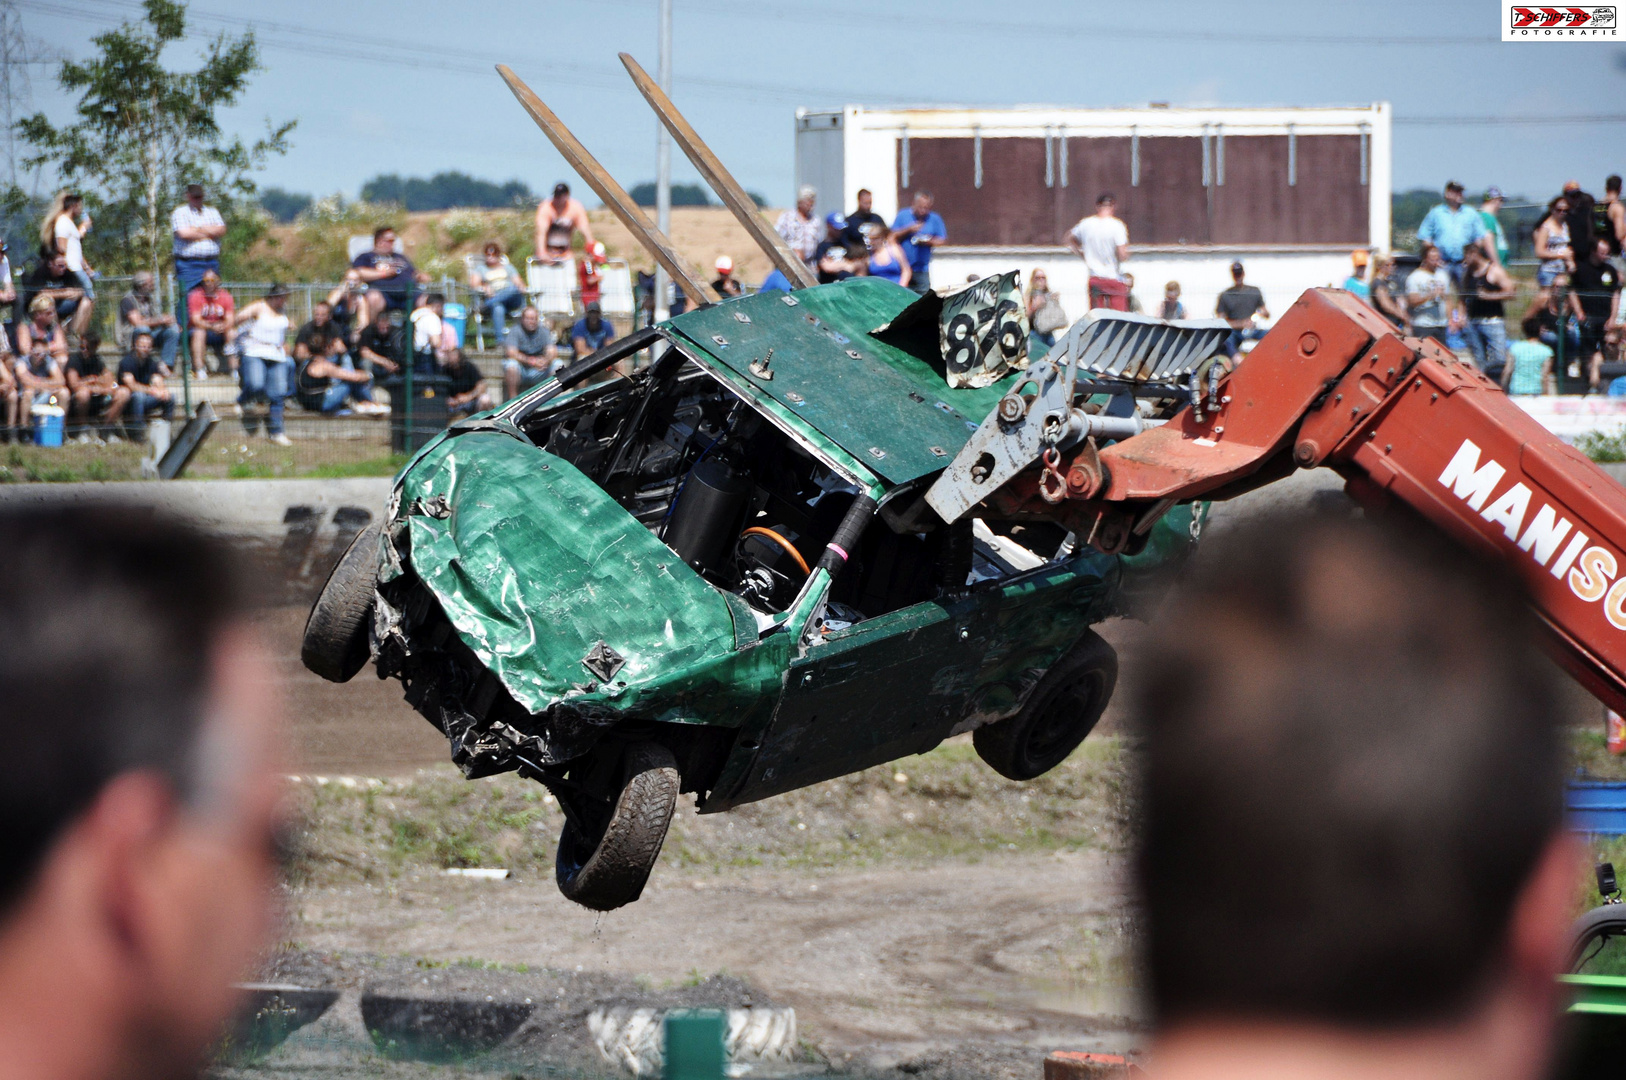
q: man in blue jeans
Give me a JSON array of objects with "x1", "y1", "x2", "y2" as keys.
[
  {"x1": 115, "y1": 330, "x2": 174, "y2": 439},
  {"x1": 170, "y1": 184, "x2": 225, "y2": 326}
]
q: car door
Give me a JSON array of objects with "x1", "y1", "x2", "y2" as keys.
[{"x1": 722, "y1": 593, "x2": 983, "y2": 805}]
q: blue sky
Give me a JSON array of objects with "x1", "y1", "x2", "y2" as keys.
[{"x1": 16, "y1": 0, "x2": 1626, "y2": 207}]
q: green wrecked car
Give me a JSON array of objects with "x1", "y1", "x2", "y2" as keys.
[{"x1": 302, "y1": 277, "x2": 1203, "y2": 910}]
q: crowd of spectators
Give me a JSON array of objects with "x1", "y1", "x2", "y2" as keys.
[
  {"x1": 15, "y1": 169, "x2": 1626, "y2": 443},
  {"x1": 1372, "y1": 178, "x2": 1626, "y2": 395},
  {"x1": 770, "y1": 186, "x2": 945, "y2": 296}
]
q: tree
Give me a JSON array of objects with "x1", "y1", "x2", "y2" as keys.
[
  {"x1": 628, "y1": 181, "x2": 712, "y2": 208},
  {"x1": 259, "y1": 186, "x2": 312, "y2": 223},
  {"x1": 360, "y1": 171, "x2": 535, "y2": 212},
  {"x1": 11, "y1": 0, "x2": 293, "y2": 277}
]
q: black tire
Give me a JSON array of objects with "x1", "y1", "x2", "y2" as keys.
[
  {"x1": 301, "y1": 523, "x2": 381, "y2": 683},
  {"x1": 1569, "y1": 903, "x2": 1626, "y2": 972},
  {"x1": 973, "y1": 630, "x2": 1118, "y2": 781},
  {"x1": 555, "y1": 742, "x2": 680, "y2": 911}
]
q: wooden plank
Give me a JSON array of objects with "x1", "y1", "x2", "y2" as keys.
[
  {"x1": 619, "y1": 52, "x2": 817, "y2": 290},
  {"x1": 495, "y1": 64, "x2": 718, "y2": 305}
]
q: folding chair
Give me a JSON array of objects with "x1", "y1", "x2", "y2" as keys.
[
  {"x1": 462, "y1": 253, "x2": 487, "y2": 351},
  {"x1": 526, "y1": 258, "x2": 577, "y2": 321},
  {"x1": 598, "y1": 260, "x2": 636, "y2": 335}
]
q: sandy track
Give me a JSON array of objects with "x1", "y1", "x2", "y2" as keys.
[{"x1": 287, "y1": 848, "x2": 1141, "y2": 1067}]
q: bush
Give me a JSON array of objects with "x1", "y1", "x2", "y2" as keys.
[{"x1": 1578, "y1": 427, "x2": 1626, "y2": 463}]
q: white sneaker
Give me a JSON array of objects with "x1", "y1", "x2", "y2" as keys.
[{"x1": 268, "y1": 432, "x2": 293, "y2": 447}]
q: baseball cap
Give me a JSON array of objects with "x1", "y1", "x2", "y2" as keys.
[
  {"x1": 1230, "y1": 260, "x2": 1245, "y2": 273},
  {"x1": 1351, "y1": 250, "x2": 1369, "y2": 266},
  {"x1": 553, "y1": 182, "x2": 570, "y2": 197},
  {"x1": 585, "y1": 300, "x2": 602, "y2": 314},
  {"x1": 715, "y1": 255, "x2": 734, "y2": 273},
  {"x1": 590, "y1": 241, "x2": 606, "y2": 259},
  {"x1": 1484, "y1": 186, "x2": 1504, "y2": 200},
  {"x1": 825, "y1": 211, "x2": 847, "y2": 230}
]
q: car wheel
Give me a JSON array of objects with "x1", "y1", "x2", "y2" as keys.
[
  {"x1": 301, "y1": 523, "x2": 381, "y2": 683},
  {"x1": 1569, "y1": 903, "x2": 1626, "y2": 972},
  {"x1": 555, "y1": 742, "x2": 680, "y2": 911},
  {"x1": 973, "y1": 630, "x2": 1117, "y2": 781}
]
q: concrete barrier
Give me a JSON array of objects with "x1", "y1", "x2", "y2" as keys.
[{"x1": 0, "y1": 478, "x2": 394, "y2": 607}]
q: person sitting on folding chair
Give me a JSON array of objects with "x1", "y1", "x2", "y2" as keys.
[{"x1": 468, "y1": 242, "x2": 524, "y2": 341}]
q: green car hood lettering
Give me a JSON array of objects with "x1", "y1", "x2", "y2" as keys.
[{"x1": 400, "y1": 431, "x2": 740, "y2": 714}]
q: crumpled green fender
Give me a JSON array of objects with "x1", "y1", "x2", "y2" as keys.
[{"x1": 398, "y1": 431, "x2": 742, "y2": 715}]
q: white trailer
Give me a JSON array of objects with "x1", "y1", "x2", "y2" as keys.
[{"x1": 793, "y1": 103, "x2": 1392, "y2": 323}]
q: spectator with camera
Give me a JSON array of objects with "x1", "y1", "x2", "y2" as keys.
[{"x1": 891, "y1": 191, "x2": 947, "y2": 295}]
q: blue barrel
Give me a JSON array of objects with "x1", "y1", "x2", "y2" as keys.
[
  {"x1": 1568, "y1": 782, "x2": 1626, "y2": 834},
  {"x1": 441, "y1": 302, "x2": 467, "y2": 348}
]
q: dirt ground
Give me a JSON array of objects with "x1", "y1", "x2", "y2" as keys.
[{"x1": 259, "y1": 581, "x2": 1149, "y2": 1077}]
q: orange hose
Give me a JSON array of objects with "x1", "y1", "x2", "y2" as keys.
[{"x1": 740, "y1": 526, "x2": 811, "y2": 576}]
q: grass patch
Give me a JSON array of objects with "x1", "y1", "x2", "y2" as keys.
[
  {"x1": 286, "y1": 735, "x2": 1133, "y2": 888},
  {"x1": 1578, "y1": 427, "x2": 1626, "y2": 464}
]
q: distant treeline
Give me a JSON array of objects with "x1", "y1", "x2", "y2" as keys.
[{"x1": 256, "y1": 174, "x2": 767, "y2": 223}]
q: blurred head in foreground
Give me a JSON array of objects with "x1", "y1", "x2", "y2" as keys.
[
  {"x1": 1135, "y1": 514, "x2": 1574, "y2": 1080},
  {"x1": 0, "y1": 505, "x2": 282, "y2": 1079}
]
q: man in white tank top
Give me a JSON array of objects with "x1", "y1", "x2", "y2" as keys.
[{"x1": 231, "y1": 284, "x2": 294, "y2": 446}]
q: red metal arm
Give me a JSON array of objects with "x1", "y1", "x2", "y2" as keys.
[{"x1": 987, "y1": 288, "x2": 1626, "y2": 714}]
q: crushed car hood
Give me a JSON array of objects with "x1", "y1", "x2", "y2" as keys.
[{"x1": 398, "y1": 431, "x2": 740, "y2": 714}]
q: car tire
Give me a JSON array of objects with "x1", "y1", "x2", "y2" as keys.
[
  {"x1": 301, "y1": 523, "x2": 381, "y2": 684},
  {"x1": 1569, "y1": 903, "x2": 1626, "y2": 972},
  {"x1": 555, "y1": 742, "x2": 680, "y2": 911},
  {"x1": 973, "y1": 629, "x2": 1118, "y2": 781}
]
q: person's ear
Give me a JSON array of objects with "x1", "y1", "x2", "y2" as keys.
[
  {"x1": 1506, "y1": 831, "x2": 1585, "y2": 994},
  {"x1": 80, "y1": 773, "x2": 178, "y2": 962}
]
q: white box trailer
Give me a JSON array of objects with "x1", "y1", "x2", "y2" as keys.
[{"x1": 794, "y1": 103, "x2": 1392, "y2": 321}]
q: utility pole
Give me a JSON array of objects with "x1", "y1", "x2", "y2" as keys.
[
  {"x1": 0, "y1": 0, "x2": 57, "y2": 193},
  {"x1": 653, "y1": 0, "x2": 672, "y2": 322}
]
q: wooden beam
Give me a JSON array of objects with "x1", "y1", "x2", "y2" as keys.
[
  {"x1": 495, "y1": 64, "x2": 719, "y2": 307},
  {"x1": 619, "y1": 52, "x2": 819, "y2": 291}
]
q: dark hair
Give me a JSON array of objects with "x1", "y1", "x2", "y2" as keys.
[
  {"x1": 1134, "y1": 514, "x2": 1564, "y2": 1030},
  {"x1": 1548, "y1": 196, "x2": 1569, "y2": 218},
  {"x1": 1610, "y1": 175, "x2": 1623, "y2": 195},
  {"x1": 425, "y1": 291, "x2": 445, "y2": 307},
  {"x1": 1444, "y1": 180, "x2": 1465, "y2": 193},
  {"x1": 1522, "y1": 315, "x2": 1542, "y2": 338},
  {"x1": 553, "y1": 182, "x2": 570, "y2": 197},
  {"x1": 372, "y1": 225, "x2": 395, "y2": 242},
  {"x1": 0, "y1": 506, "x2": 244, "y2": 915},
  {"x1": 856, "y1": 187, "x2": 872, "y2": 198},
  {"x1": 1097, "y1": 192, "x2": 1116, "y2": 206}
]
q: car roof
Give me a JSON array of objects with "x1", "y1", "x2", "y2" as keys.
[{"x1": 664, "y1": 278, "x2": 1013, "y2": 487}]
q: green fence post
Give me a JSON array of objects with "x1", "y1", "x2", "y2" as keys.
[{"x1": 402, "y1": 304, "x2": 414, "y2": 453}]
